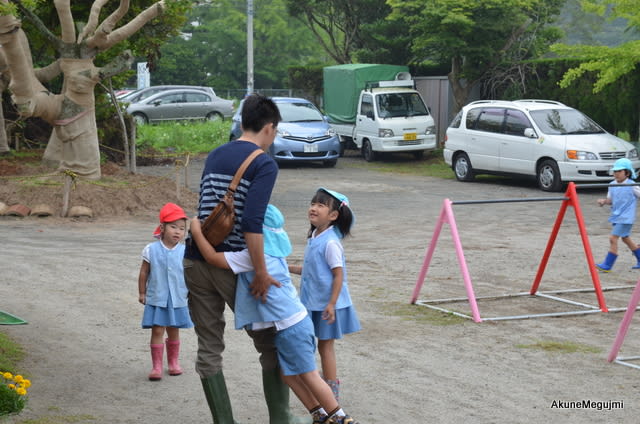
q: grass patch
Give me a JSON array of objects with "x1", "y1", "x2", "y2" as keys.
[
  {"x1": 136, "y1": 120, "x2": 232, "y2": 155},
  {"x1": 16, "y1": 414, "x2": 97, "y2": 423},
  {"x1": 383, "y1": 301, "x2": 467, "y2": 325},
  {"x1": 515, "y1": 340, "x2": 602, "y2": 354},
  {"x1": 347, "y1": 149, "x2": 454, "y2": 179},
  {"x1": 0, "y1": 332, "x2": 25, "y2": 374}
]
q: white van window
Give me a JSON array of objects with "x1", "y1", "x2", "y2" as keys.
[
  {"x1": 504, "y1": 109, "x2": 531, "y2": 136},
  {"x1": 475, "y1": 108, "x2": 505, "y2": 133},
  {"x1": 529, "y1": 109, "x2": 605, "y2": 135}
]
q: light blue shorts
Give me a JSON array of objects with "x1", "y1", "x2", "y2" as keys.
[
  {"x1": 274, "y1": 316, "x2": 317, "y2": 376},
  {"x1": 612, "y1": 223, "x2": 633, "y2": 238}
]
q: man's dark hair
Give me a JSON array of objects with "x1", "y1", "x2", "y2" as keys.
[{"x1": 241, "y1": 94, "x2": 281, "y2": 134}]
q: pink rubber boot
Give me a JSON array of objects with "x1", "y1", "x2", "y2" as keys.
[
  {"x1": 149, "y1": 343, "x2": 164, "y2": 381},
  {"x1": 165, "y1": 338, "x2": 183, "y2": 376}
]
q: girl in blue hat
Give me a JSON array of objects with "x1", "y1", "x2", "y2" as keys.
[
  {"x1": 289, "y1": 188, "x2": 361, "y2": 404},
  {"x1": 189, "y1": 205, "x2": 360, "y2": 424},
  {"x1": 596, "y1": 158, "x2": 640, "y2": 271}
]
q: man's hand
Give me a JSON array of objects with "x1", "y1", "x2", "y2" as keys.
[{"x1": 249, "y1": 270, "x2": 281, "y2": 303}]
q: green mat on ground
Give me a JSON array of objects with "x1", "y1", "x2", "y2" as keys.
[{"x1": 0, "y1": 310, "x2": 28, "y2": 325}]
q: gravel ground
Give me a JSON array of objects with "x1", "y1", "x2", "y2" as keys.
[{"x1": 2, "y1": 151, "x2": 640, "y2": 423}]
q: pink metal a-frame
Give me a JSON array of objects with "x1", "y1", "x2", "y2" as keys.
[
  {"x1": 410, "y1": 182, "x2": 611, "y2": 322},
  {"x1": 608, "y1": 279, "x2": 640, "y2": 369}
]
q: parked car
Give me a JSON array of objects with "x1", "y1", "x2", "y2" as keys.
[
  {"x1": 229, "y1": 97, "x2": 340, "y2": 167},
  {"x1": 443, "y1": 99, "x2": 640, "y2": 191},
  {"x1": 119, "y1": 85, "x2": 218, "y2": 104},
  {"x1": 126, "y1": 88, "x2": 235, "y2": 124}
]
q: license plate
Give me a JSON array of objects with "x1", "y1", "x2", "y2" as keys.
[
  {"x1": 403, "y1": 132, "x2": 417, "y2": 141},
  {"x1": 304, "y1": 144, "x2": 318, "y2": 153}
]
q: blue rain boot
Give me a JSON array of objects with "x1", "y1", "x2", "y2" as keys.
[
  {"x1": 596, "y1": 252, "x2": 618, "y2": 272},
  {"x1": 633, "y1": 249, "x2": 640, "y2": 269}
]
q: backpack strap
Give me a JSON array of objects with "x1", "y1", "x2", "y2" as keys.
[{"x1": 228, "y1": 149, "x2": 264, "y2": 192}]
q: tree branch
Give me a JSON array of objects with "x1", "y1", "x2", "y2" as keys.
[
  {"x1": 12, "y1": 0, "x2": 62, "y2": 50},
  {"x1": 77, "y1": 0, "x2": 109, "y2": 43},
  {"x1": 86, "y1": 0, "x2": 164, "y2": 50},
  {"x1": 98, "y1": 50, "x2": 134, "y2": 79},
  {"x1": 89, "y1": 0, "x2": 130, "y2": 44},
  {"x1": 54, "y1": 0, "x2": 75, "y2": 43}
]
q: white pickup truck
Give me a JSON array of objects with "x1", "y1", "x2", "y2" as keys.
[{"x1": 324, "y1": 64, "x2": 437, "y2": 161}]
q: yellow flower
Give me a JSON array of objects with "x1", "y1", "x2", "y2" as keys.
[
  {"x1": 21, "y1": 379, "x2": 31, "y2": 388},
  {"x1": 7, "y1": 384, "x2": 15, "y2": 390},
  {"x1": 16, "y1": 388, "x2": 26, "y2": 396},
  {"x1": 2, "y1": 372, "x2": 12, "y2": 379},
  {"x1": 13, "y1": 375, "x2": 23, "y2": 383}
]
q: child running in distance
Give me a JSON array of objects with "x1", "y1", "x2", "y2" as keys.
[
  {"x1": 596, "y1": 158, "x2": 640, "y2": 271},
  {"x1": 190, "y1": 204, "x2": 359, "y2": 424},
  {"x1": 138, "y1": 203, "x2": 193, "y2": 381},
  {"x1": 289, "y1": 188, "x2": 361, "y2": 403}
]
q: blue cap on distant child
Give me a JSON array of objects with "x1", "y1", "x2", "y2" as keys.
[
  {"x1": 612, "y1": 158, "x2": 637, "y2": 179},
  {"x1": 154, "y1": 202, "x2": 187, "y2": 238},
  {"x1": 263, "y1": 204, "x2": 292, "y2": 258},
  {"x1": 318, "y1": 187, "x2": 356, "y2": 234}
]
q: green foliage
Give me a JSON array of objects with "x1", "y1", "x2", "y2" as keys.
[
  {"x1": 492, "y1": 58, "x2": 640, "y2": 140},
  {"x1": 0, "y1": 332, "x2": 25, "y2": 373},
  {"x1": 551, "y1": 0, "x2": 640, "y2": 93},
  {"x1": 152, "y1": 0, "x2": 321, "y2": 89},
  {"x1": 284, "y1": 0, "x2": 395, "y2": 64},
  {"x1": 136, "y1": 120, "x2": 232, "y2": 155},
  {"x1": 287, "y1": 65, "x2": 324, "y2": 104},
  {"x1": 388, "y1": 0, "x2": 565, "y2": 109}
]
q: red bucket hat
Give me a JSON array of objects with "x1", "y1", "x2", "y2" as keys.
[{"x1": 154, "y1": 203, "x2": 187, "y2": 238}]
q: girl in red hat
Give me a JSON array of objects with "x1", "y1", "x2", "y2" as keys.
[{"x1": 138, "y1": 203, "x2": 193, "y2": 380}]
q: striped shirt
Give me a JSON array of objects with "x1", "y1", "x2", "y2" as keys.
[{"x1": 185, "y1": 140, "x2": 278, "y2": 260}]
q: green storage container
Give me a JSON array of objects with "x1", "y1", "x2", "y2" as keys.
[{"x1": 323, "y1": 64, "x2": 409, "y2": 124}]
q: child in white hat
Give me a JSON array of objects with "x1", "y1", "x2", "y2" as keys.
[{"x1": 190, "y1": 204, "x2": 359, "y2": 424}]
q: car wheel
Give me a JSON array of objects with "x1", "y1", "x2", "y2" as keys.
[
  {"x1": 537, "y1": 159, "x2": 563, "y2": 192},
  {"x1": 206, "y1": 112, "x2": 223, "y2": 122},
  {"x1": 339, "y1": 140, "x2": 345, "y2": 157},
  {"x1": 132, "y1": 113, "x2": 148, "y2": 125},
  {"x1": 362, "y1": 140, "x2": 377, "y2": 162},
  {"x1": 453, "y1": 153, "x2": 475, "y2": 181},
  {"x1": 323, "y1": 159, "x2": 337, "y2": 168}
]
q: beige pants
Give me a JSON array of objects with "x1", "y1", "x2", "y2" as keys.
[{"x1": 184, "y1": 257, "x2": 278, "y2": 378}]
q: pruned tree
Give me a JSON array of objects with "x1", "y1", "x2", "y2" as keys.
[{"x1": 0, "y1": 0, "x2": 189, "y2": 179}]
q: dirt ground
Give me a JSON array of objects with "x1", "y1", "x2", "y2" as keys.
[{"x1": 2, "y1": 151, "x2": 640, "y2": 423}]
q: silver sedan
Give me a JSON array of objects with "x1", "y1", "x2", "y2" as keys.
[{"x1": 126, "y1": 88, "x2": 235, "y2": 124}]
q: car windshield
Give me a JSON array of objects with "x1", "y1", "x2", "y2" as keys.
[
  {"x1": 529, "y1": 109, "x2": 605, "y2": 135},
  {"x1": 278, "y1": 102, "x2": 323, "y2": 122},
  {"x1": 377, "y1": 93, "x2": 429, "y2": 118}
]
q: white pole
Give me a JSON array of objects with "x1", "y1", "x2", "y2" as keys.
[{"x1": 247, "y1": 0, "x2": 254, "y2": 95}]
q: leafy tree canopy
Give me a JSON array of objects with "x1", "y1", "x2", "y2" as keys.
[
  {"x1": 152, "y1": 0, "x2": 323, "y2": 90},
  {"x1": 388, "y1": 0, "x2": 564, "y2": 110},
  {"x1": 551, "y1": 0, "x2": 640, "y2": 92}
]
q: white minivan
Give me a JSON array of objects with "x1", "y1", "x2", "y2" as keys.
[{"x1": 443, "y1": 99, "x2": 640, "y2": 191}]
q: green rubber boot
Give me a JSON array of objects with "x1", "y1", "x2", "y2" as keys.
[
  {"x1": 201, "y1": 371, "x2": 240, "y2": 424},
  {"x1": 262, "y1": 368, "x2": 311, "y2": 424}
]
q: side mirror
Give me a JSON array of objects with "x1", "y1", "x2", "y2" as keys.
[
  {"x1": 524, "y1": 128, "x2": 537, "y2": 138},
  {"x1": 366, "y1": 110, "x2": 374, "y2": 120}
]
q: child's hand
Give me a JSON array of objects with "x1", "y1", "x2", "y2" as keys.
[
  {"x1": 597, "y1": 198, "x2": 607, "y2": 207},
  {"x1": 138, "y1": 293, "x2": 145, "y2": 305},
  {"x1": 322, "y1": 304, "x2": 336, "y2": 324}
]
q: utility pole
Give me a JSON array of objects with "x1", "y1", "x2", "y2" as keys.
[{"x1": 247, "y1": 0, "x2": 254, "y2": 95}]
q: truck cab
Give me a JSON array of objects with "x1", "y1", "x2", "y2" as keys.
[{"x1": 353, "y1": 80, "x2": 436, "y2": 160}]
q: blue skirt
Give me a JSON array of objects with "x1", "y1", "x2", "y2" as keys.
[
  {"x1": 309, "y1": 306, "x2": 361, "y2": 340},
  {"x1": 142, "y1": 295, "x2": 194, "y2": 329}
]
